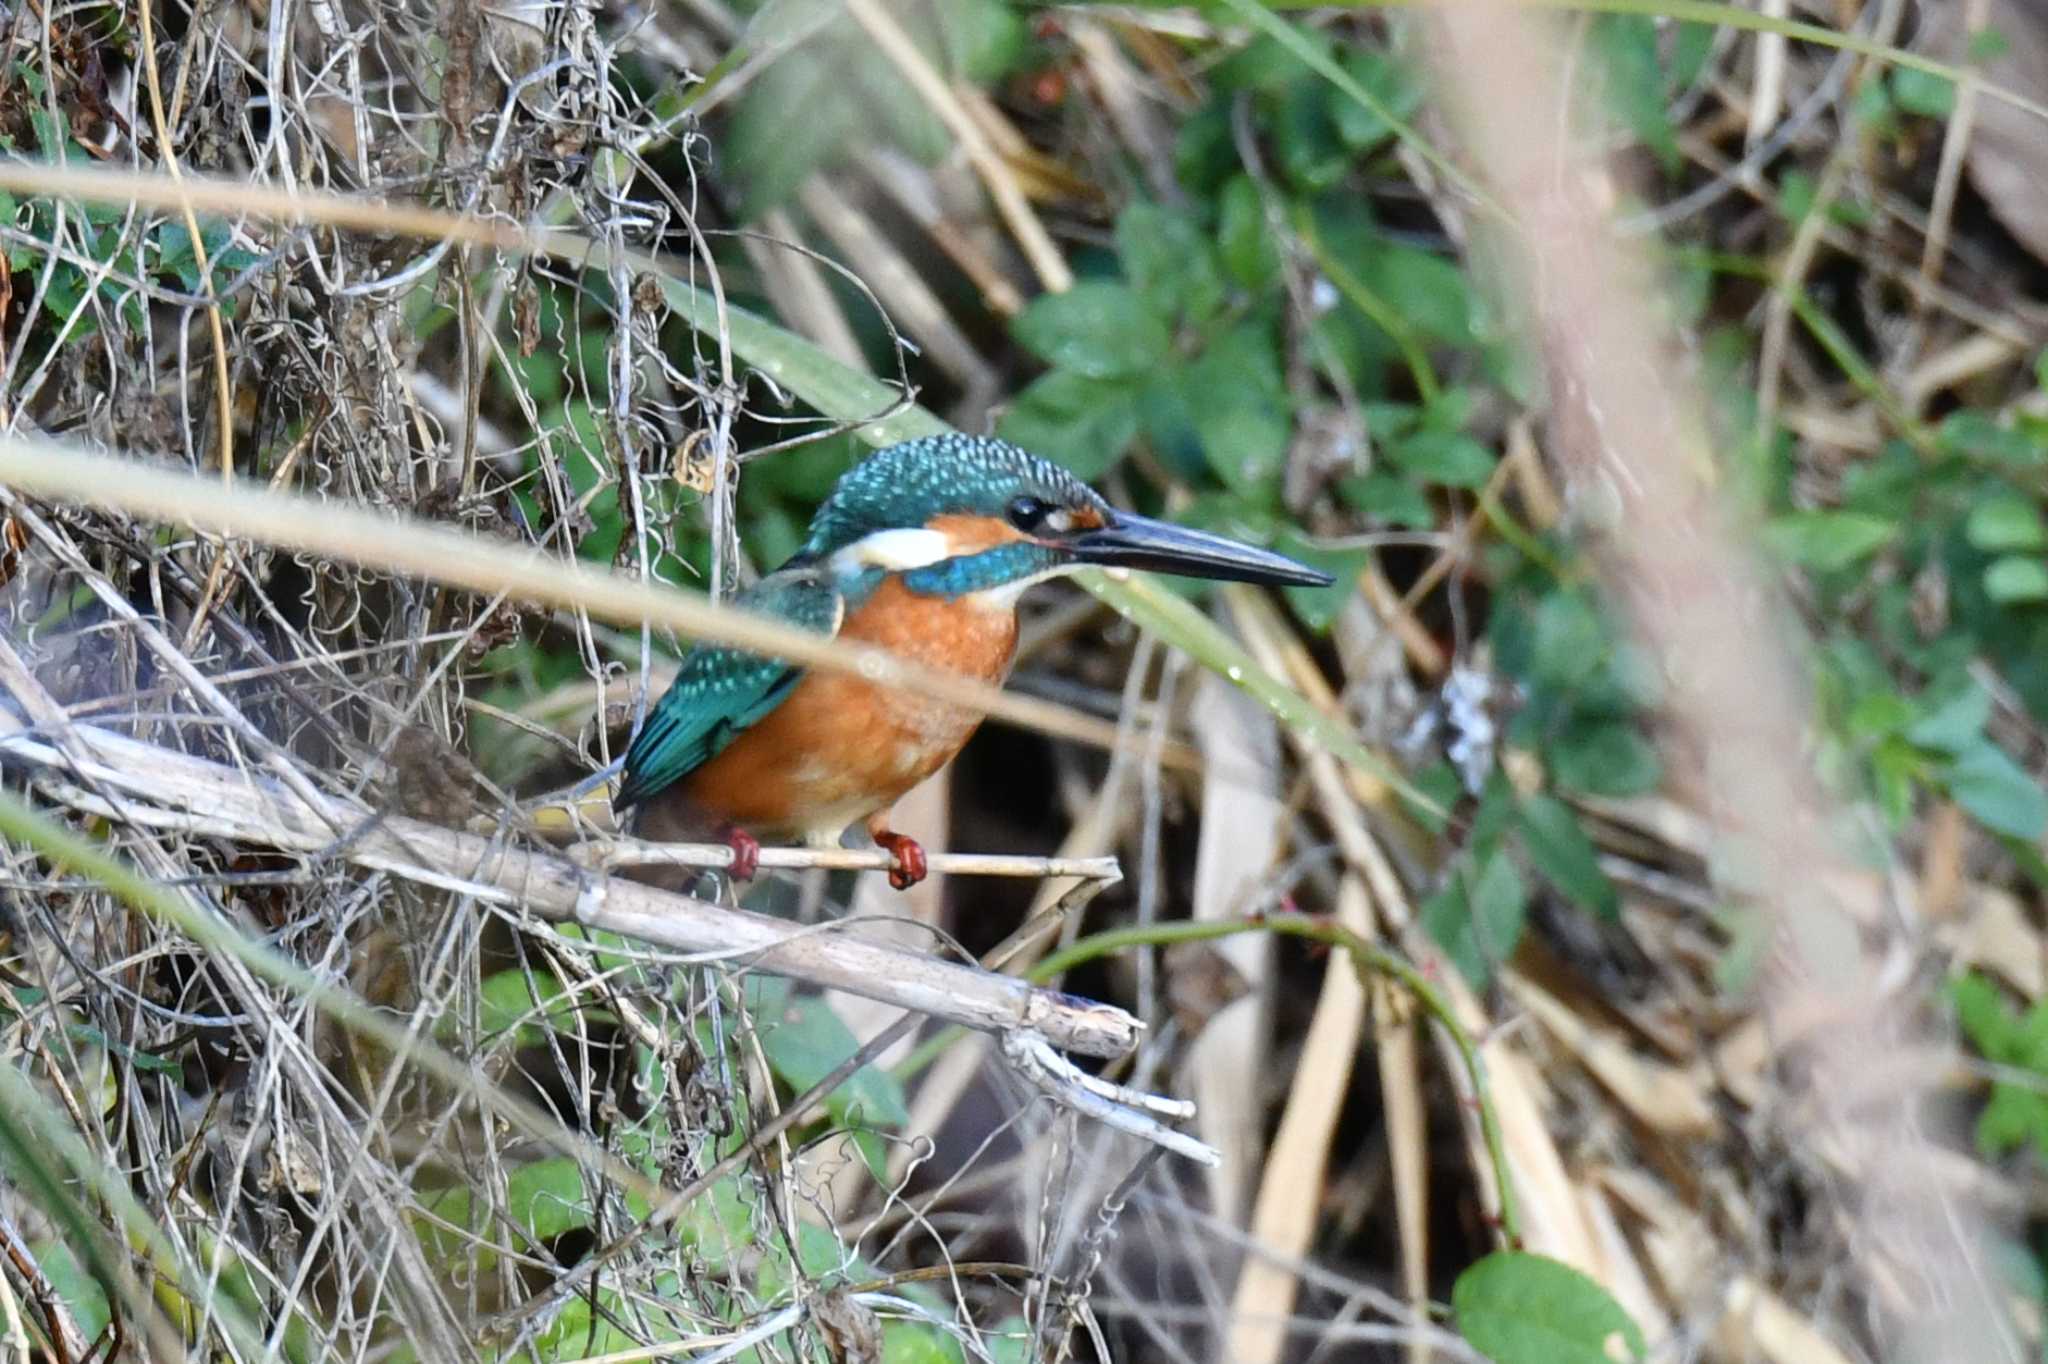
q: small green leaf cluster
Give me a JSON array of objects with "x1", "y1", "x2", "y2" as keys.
[
  {"x1": 996, "y1": 31, "x2": 1496, "y2": 613},
  {"x1": 1776, "y1": 407, "x2": 2048, "y2": 848},
  {"x1": 1491, "y1": 576, "x2": 1665, "y2": 800},
  {"x1": 2, "y1": 62, "x2": 261, "y2": 355},
  {"x1": 1400, "y1": 561, "x2": 1651, "y2": 983},
  {"x1": 1587, "y1": 16, "x2": 1714, "y2": 173},
  {"x1": 1952, "y1": 971, "x2": 2048, "y2": 1167},
  {"x1": 411, "y1": 946, "x2": 954, "y2": 1364},
  {"x1": 1413, "y1": 773, "x2": 1621, "y2": 989}
]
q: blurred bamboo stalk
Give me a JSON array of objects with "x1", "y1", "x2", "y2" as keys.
[{"x1": 1425, "y1": 2, "x2": 2020, "y2": 1357}]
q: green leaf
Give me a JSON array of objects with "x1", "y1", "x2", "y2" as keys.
[
  {"x1": 995, "y1": 370, "x2": 1140, "y2": 479},
  {"x1": 1517, "y1": 793, "x2": 1619, "y2": 919},
  {"x1": 1550, "y1": 720, "x2": 1661, "y2": 797},
  {"x1": 1892, "y1": 67, "x2": 1957, "y2": 118},
  {"x1": 1976, "y1": 1085, "x2": 2048, "y2": 1159},
  {"x1": 1217, "y1": 176, "x2": 1281, "y2": 289},
  {"x1": 1966, "y1": 495, "x2": 2048, "y2": 552},
  {"x1": 1116, "y1": 202, "x2": 1225, "y2": 326},
  {"x1": 34, "y1": 1241, "x2": 111, "y2": 1344},
  {"x1": 500, "y1": 1288, "x2": 659, "y2": 1364},
  {"x1": 1330, "y1": 48, "x2": 1421, "y2": 152},
  {"x1": 1212, "y1": 33, "x2": 1324, "y2": 94},
  {"x1": 1972, "y1": 27, "x2": 2014, "y2": 62},
  {"x1": 1946, "y1": 741, "x2": 2048, "y2": 842},
  {"x1": 672, "y1": 1176, "x2": 763, "y2": 1273},
  {"x1": 1011, "y1": 282, "x2": 1170, "y2": 380},
  {"x1": 1952, "y1": 971, "x2": 2022, "y2": 1059},
  {"x1": 883, "y1": 1322, "x2": 969, "y2": 1364},
  {"x1": 985, "y1": 1317, "x2": 1034, "y2": 1364},
  {"x1": 506, "y1": 1157, "x2": 595, "y2": 1244},
  {"x1": 1184, "y1": 323, "x2": 1290, "y2": 493},
  {"x1": 1593, "y1": 16, "x2": 1678, "y2": 170},
  {"x1": 421, "y1": 1157, "x2": 595, "y2": 1274},
  {"x1": 1845, "y1": 689, "x2": 1913, "y2": 741},
  {"x1": 934, "y1": 0, "x2": 1025, "y2": 81},
  {"x1": 1869, "y1": 737, "x2": 1923, "y2": 826},
  {"x1": 1940, "y1": 411, "x2": 2045, "y2": 465},
  {"x1": 1359, "y1": 243, "x2": 1475, "y2": 348},
  {"x1": 1172, "y1": 104, "x2": 1238, "y2": 197},
  {"x1": 1387, "y1": 428, "x2": 1495, "y2": 489},
  {"x1": 1422, "y1": 850, "x2": 1528, "y2": 987},
  {"x1": 1338, "y1": 472, "x2": 1434, "y2": 529},
  {"x1": 1761, "y1": 510, "x2": 1896, "y2": 571},
  {"x1": 1984, "y1": 555, "x2": 2048, "y2": 603},
  {"x1": 1905, "y1": 685, "x2": 1991, "y2": 755},
  {"x1": 64, "y1": 1024, "x2": 181, "y2": 1074},
  {"x1": 1454, "y1": 1251, "x2": 1646, "y2": 1364},
  {"x1": 1529, "y1": 592, "x2": 1607, "y2": 689},
  {"x1": 154, "y1": 220, "x2": 260, "y2": 296},
  {"x1": 1402, "y1": 761, "x2": 1464, "y2": 836},
  {"x1": 747, "y1": 978, "x2": 910, "y2": 1133},
  {"x1": 473, "y1": 969, "x2": 585, "y2": 1047},
  {"x1": 1275, "y1": 79, "x2": 1350, "y2": 192}
]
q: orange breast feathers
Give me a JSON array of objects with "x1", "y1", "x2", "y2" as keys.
[{"x1": 673, "y1": 575, "x2": 1021, "y2": 839}]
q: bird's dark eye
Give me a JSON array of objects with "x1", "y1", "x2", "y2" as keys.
[{"x1": 1006, "y1": 495, "x2": 1053, "y2": 531}]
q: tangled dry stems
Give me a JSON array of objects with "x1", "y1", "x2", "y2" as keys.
[{"x1": 0, "y1": 2, "x2": 1171, "y2": 1356}]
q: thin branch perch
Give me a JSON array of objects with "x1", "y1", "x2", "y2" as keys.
[
  {"x1": 0, "y1": 711, "x2": 1141, "y2": 1059},
  {"x1": 583, "y1": 835, "x2": 1122, "y2": 882}
]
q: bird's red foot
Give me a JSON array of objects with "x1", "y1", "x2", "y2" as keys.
[
  {"x1": 718, "y1": 825, "x2": 762, "y2": 881},
  {"x1": 871, "y1": 829, "x2": 927, "y2": 891}
]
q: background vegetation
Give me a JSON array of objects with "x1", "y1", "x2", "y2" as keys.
[{"x1": 1, "y1": 0, "x2": 2046, "y2": 1360}]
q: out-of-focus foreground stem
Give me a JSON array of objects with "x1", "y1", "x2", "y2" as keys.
[{"x1": 1423, "y1": 3, "x2": 2018, "y2": 1360}]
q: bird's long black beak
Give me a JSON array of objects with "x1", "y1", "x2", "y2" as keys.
[{"x1": 1069, "y1": 511, "x2": 1334, "y2": 587}]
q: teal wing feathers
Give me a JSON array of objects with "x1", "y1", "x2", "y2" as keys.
[{"x1": 615, "y1": 566, "x2": 843, "y2": 809}]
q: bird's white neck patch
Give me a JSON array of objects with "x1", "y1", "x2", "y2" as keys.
[{"x1": 831, "y1": 527, "x2": 953, "y2": 574}]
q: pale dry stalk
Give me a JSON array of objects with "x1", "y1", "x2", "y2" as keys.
[{"x1": 1425, "y1": 3, "x2": 2020, "y2": 1358}]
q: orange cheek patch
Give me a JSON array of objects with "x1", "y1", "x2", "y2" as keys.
[{"x1": 928, "y1": 513, "x2": 1030, "y2": 555}]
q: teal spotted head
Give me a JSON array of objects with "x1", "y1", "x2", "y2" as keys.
[{"x1": 804, "y1": 435, "x2": 1332, "y2": 599}]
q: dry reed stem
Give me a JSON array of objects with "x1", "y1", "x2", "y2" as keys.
[
  {"x1": 1917, "y1": 0, "x2": 1996, "y2": 295},
  {"x1": 1184, "y1": 670, "x2": 1282, "y2": 1223},
  {"x1": 1225, "y1": 873, "x2": 1374, "y2": 1364},
  {"x1": 840, "y1": 0, "x2": 1074, "y2": 295},
  {"x1": 131, "y1": 0, "x2": 234, "y2": 498}
]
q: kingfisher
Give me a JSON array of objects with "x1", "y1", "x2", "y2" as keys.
[{"x1": 614, "y1": 435, "x2": 1330, "y2": 890}]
